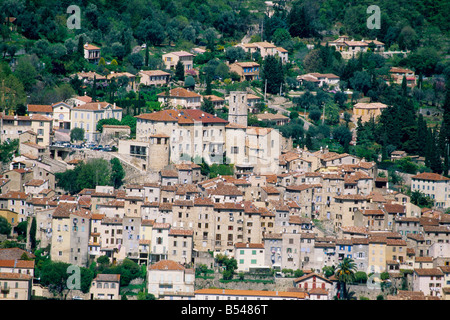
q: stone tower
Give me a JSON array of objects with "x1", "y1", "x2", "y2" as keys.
[
  {"x1": 148, "y1": 134, "x2": 170, "y2": 172},
  {"x1": 228, "y1": 91, "x2": 248, "y2": 127}
]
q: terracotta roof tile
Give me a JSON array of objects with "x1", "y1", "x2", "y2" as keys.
[
  {"x1": 148, "y1": 260, "x2": 185, "y2": 271},
  {"x1": 412, "y1": 172, "x2": 450, "y2": 181}
]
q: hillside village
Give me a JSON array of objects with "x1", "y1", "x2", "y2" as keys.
[{"x1": 0, "y1": 0, "x2": 450, "y2": 302}]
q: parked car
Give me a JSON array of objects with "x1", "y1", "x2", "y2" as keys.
[{"x1": 93, "y1": 145, "x2": 103, "y2": 151}]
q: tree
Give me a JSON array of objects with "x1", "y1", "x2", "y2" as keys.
[
  {"x1": 0, "y1": 216, "x2": 11, "y2": 235},
  {"x1": 13, "y1": 55, "x2": 37, "y2": 92},
  {"x1": 261, "y1": 55, "x2": 284, "y2": 95},
  {"x1": 76, "y1": 158, "x2": 112, "y2": 190},
  {"x1": 102, "y1": 258, "x2": 141, "y2": 286},
  {"x1": 39, "y1": 261, "x2": 71, "y2": 299},
  {"x1": 136, "y1": 19, "x2": 165, "y2": 46},
  {"x1": 144, "y1": 45, "x2": 149, "y2": 67},
  {"x1": 288, "y1": 0, "x2": 322, "y2": 38},
  {"x1": 0, "y1": 72, "x2": 26, "y2": 115},
  {"x1": 175, "y1": 60, "x2": 185, "y2": 82},
  {"x1": 350, "y1": 71, "x2": 372, "y2": 95},
  {"x1": 96, "y1": 118, "x2": 121, "y2": 133},
  {"x1": 333, "y1": 125, "x2": 352, "y2": 152},
  {"x1": 30, "y1": 217, "x2": 37, "y2": 251},
  {"x1": 308, "y1": 107, "x2": 321, "y2": 123},
  {"x1": 70, "y1": 127, "x2": 85, "y2": 142},
  {"x1": 222, "y1": 257, "x2": 238, "y2": 280},
  {"x1": 185, "y1": 76, "x2": 195, "y2": 90},
  {"x1": 111, "y1": 42, "x2": 126, "y2": 60},
  {"x1": 302, "y1": 49, "x2": 323, "y2": 74},
  {"x1": 121, "y1": 115, "x2": 137, "y2": 136},
  {"x1": 0, "y1": 139, "x2": 19, "y2": 165},
  {"x1": 322, "y1": 265, "x2": 335, "y2": 278},
  {"x1": 181, "y1": 25, "x2": 196, "y2": 42},
  {"x1": 203, "y1": 28, "x2": 218, "y2": 52},
  {"x1": 127, "y1": 53, "x2": 144, "y2": 70},
  {"x1": 335, "y1": 257, "x2": 357, "y2": 300},
  {"x1": 398, "y1": 25, "x2": 418, "y2": 51},
  {"x1": 271, "y1": 28, "x2": 292, "y2": 47},
  {"x1": 110, "y1": 158, "x2": 125, "y2": 189},
  {"x1": 225, "y1": 46, "x2": 245, "y2": 63},
  {"x1": 411, "y1": 190, "x2": 434, "y2": 208},
  {"x1": 201, "y1": 97, "x2": 215, "y2": 115}
]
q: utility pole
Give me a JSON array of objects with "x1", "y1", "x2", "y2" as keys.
[
  {"x1": 264, "y1": 79, "x2": 267, "y2": 102},
  {"x1": 322, "y1": 103, "x2": 325, "y2": 125}
]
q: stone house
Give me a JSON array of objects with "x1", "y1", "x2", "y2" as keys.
[
  {"x1": 147, "y1": 260, "x2": 195, "y2": 300},
  {"x1": 90, "y1": 274, "x2": 121, "y2": 300}
]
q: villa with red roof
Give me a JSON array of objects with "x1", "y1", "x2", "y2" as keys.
[
  {"x1": 411, "y1": 172, "x2": 450, "y2": 209},
  {"x1": 147, "y1": 259, "x2": 195, "y2": 299},
  {"x1": 157, "y1": 87, "x2": 202, "y2": 109},
  {"x1": 162, "y1": 50, "x2": 194, "y2": 71}
]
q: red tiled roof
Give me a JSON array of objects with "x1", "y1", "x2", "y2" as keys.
[
  {"x1": 412, "y1": 172, "x2": 450, "y2": 181},
  {"x1": 27, "y1": 104, "x2": 53, "y2": 113},
  {"x1": 148, "y1": 260, "x2": 185, "y2": 271},
  {"x1": 0, "y1": 272, "x2": 32, "y2": 280},
  {"x1": 73, "y1": 101, "x2": 121, "y2": 111},
  {"x1": 0, "y1": 260, "x2": 35, "y2": 268},
  {"x1": 157, "y1": 87, "x2": 200, "y2": 98},
  {"x1": 235, "y1": 243, "x2": 264, "y2": 249}
]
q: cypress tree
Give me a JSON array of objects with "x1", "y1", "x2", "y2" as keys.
[
  {"x1": 144, "y1": 45, "x2": 149, "y2": 67},
  {"x1": 77, "y1": 35, "x2": 84, "y2": 58},
  {"x1": 417, "y1": 114, "x2": 428, "y2": 156},
  {"x1": 262, "y1": 55, "x2": 284, "y2": 95},
  {"x1": 428, "y1": 128, "x2": 443, "y2": 174},
  {"x1": 401, "y1": 75, "x2": 407, "y2": 96},
  {"x1": 442, "y1": 79, "x2": 450, "y2": 146},
  {"x1": 92, "y1": 75, "x2": 97, "y2": 102},
  {"x1": 175, "y1": 60, "x2": 185, "y2": 82},
  {"x1": 205, "y1": 78, "x2": 212, "y2": 95},
  {"x1": 30, "y1": 217, "x2": 37, "y2": 251}
]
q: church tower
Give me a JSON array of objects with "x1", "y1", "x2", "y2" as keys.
[{"x1": 228, "y1": 91, "x2": 248, "y2": 127}]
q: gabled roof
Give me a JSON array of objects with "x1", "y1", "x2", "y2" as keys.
[
  {"x1": 412, "y1": 172, "x2": 450, "y2": 181},
  {"x1": 139, "y1": 70, "x2": 170, "y2": 76},
  {"x1": 148, "y1": 260, "x2": 185, "y2": 271},
  {"x1": 27, "y1": 104, "x2": 53, "y2": 113},
  {"x1": 163, "y1": 50, "x2": 193, "y2": 57},
  {"x1": 136, "y1": 108, "x2": 228, "y2": 124},
  {"x1": 157, "y1": 87, "x2": 200, "y2": 98},
  {"x1": 73, "y1": 101, "x2": 121, "y2": 111},
  {"x1": 294, "y1": 272, "x2": 333, "y2": 284},
  {"x1": 94, "y1": 274, "x2": 120, "y2": 282},
  {"x1": 84, "y1": 43, "x2": 100, "y2": 50},
  {"x1": 414, "y1": 268, "x2": 444, "y2": 277}
]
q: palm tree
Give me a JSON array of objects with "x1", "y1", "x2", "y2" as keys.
[{"x1": 335, "y1": 257, "x2": 357, "y2": 300}]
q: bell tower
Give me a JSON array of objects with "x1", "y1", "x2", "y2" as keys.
[{"x1": 228, "y1": 91, "x2": 248, "y2": 127}]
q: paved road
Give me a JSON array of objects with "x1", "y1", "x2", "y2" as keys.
[{"x1": 266, "y1": 94, "x2": 316, "y2": 131}]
